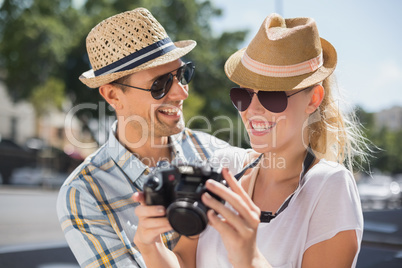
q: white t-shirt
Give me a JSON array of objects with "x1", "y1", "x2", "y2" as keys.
[{"x1": 197, "y1": 149, "x2": 363, "y2": 268}]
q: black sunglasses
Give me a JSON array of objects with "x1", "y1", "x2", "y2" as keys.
[
  {"x1": 113, "y1": 62, "x2": 195, "y2": 100},
  {"x1": 229, "y1": 86, "x2": 313, "y2": 113}
]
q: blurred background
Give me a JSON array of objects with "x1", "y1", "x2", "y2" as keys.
[{"x1": 0, "y1": 0, "x2": 401, "y2": 267}]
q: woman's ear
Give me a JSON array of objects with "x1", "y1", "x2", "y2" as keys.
[
  {"x1": 306, "y1": 85, "x2": 324, "y2": 114},
  {"x1": 99, "y1": 84, "x2": 123, "y2": 110}
]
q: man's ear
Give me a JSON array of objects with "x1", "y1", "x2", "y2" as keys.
[
  {"x1": 99, "y1": 84, "x2": 123, "y2": 110},
  {"x1": 306, "y1": 84, "x2": 324, "y2": 114}
]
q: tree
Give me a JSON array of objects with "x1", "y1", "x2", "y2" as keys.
[
  {"x1": 0, "y1": 0, "x2": 86, "y2": 137},
  {"x1": 0, "y1": 0, "x2": 248, "y2": 147},
  {"x1": 355, "y1": 106, "x2": 402, "y2": 175}
]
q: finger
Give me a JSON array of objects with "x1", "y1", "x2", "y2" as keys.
[
  {"x1": 132, "y1": 192, "x2": 145, "y2": 205},
  {"x1": 222, "y1": 169, "x2": 255, "y2": 206},
  {"x1": 135, "y1": 225, "x2": 173, "y2": 246},
  {"x1": 135, "y1": 204, "x2": 166, "y2": 219},
  {"x1": 221, "y1": 168, "x2": 260, "y2": 213},
  {"x1": 203, "y1": 192, "x2": 240, "y2": 222},
  {"x1": 203, "y1": 192, "x2": 251, "y2": 231},
  {"x1": 205, "y1": 180, "x2": 260, "y2": 225},
  {"x1": 139, "y1": 216, "x2": 171, "y2": 230},
  {"x1": 207, "y1": 209, "x2": 238, "y2": 238},
  {"x1": 144, "y1": 226, "x2": 174, "y2": 237}
]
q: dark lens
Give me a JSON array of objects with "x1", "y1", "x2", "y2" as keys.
[
  {"x1": 151, "y1": 74, "x2": 172, "y2": 99},
  {"x1": 178, "y1": 62, "x2": 195, "y2": 85},
  {"x1": 257, "y1": 91, "x2": 288, "y2": 113},
  {"x1": 230, "y1": 88, "x2": 252, "y2": 111}
]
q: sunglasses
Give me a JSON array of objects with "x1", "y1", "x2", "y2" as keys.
[
  {"x1": 113, "y1": 61, "x2": 195, "y2": 100},
  {"x1": 229, "y1": 86, "x2": 313, "y2": 113}
]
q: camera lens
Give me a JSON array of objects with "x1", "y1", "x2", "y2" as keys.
[{"x1": 167, "y1": 201, "x2": 208, "y2": 236}]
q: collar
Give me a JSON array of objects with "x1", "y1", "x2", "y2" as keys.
[
  {"x1": 106, "y1": 121, "x2": 188, "y2": 189},
  {"x1": 107, "y1": 121, "x2": 148, "y2": 186}
]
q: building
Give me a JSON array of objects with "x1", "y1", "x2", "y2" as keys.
[
  {"x1": 374, "y1": 106, "x2": 402, "y2": 131},
  {"x1": 0, "y1": 81, "x2": 36, "y2": 144}
]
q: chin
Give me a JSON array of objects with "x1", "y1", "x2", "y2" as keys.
[
  {"x1": 247, "y1": 135, "x2": 270, "y2": 151},
  {"x1": 250, "y1": 145, "x2": 272, "y2": 154},
  {"x1": 159, "y1": 122, "x2": 185, "y2": 137}
]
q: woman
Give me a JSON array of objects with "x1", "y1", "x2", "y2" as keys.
[{"x1": 133, "y1": 13, "x2": 367, "y2": 268}]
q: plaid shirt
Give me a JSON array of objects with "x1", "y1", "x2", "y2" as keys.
[{"x1": 57, "y1": 121, "x2": 230, "y2": 267}]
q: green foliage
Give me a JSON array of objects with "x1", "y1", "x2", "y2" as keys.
[
  {"x1": 0, "y1": 0, "x2": 248, "y2": 146},
  {"x1": 30, "y1": 77, "x2": 65, "y2": 116},
  {"x1": 355, "y1": 106, "x2": 402, "y2": 175},
  {"x1": 368, "y1": 127, "x2": 402, "y2": 175},
  {"x1": 0, "y1": 0, "x2": 82, "y2": 100}
]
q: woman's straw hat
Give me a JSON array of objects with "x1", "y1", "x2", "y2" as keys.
[
  {"x1": 80, "y1": 8, "x2": 196, "y2": 88},
  {"x1": 225, "y1": 13, "x2": 337, "y2": 91}
]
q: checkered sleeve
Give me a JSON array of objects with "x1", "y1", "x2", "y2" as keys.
[{"x1": 57, "y1": 181, "x2": 144, "y2": 268}]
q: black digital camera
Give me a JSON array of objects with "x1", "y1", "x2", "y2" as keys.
[{"x1": 143, "y1": 162, "x2": 226, "y2": 236}]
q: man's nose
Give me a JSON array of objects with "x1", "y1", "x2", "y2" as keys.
[{"x1": 166, "y1": 78, "x2": 189, "y2": 101}]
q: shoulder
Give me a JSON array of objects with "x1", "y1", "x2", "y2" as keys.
[
  {"x1": 304, "y1": 159, "x2": 355, "y2": 186},
  {"x1": 59, "y1": 143, "x2": 110, "y2": 189},
  {"x1": 299, "y1": 159, "x2": 359, "y2": 203},
  {"x1": 183, "y1": 129, "x2": 230, "y2": 150},
  {"x1": 57, "y1": 146, "x2": 113, "y2": 215},
  {"x1": 209, "y1": 147, "x2": 257, "y2": 175}
]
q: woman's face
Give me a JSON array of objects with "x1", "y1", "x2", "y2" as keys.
[{"x1": 239, "y1": 87, "x2": 316, "y2": 154}]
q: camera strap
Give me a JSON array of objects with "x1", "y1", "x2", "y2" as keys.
[
  {"x1": 234, "y1": 153, "x2": 264, "y2": 180},
  {"x1": 234, "y1": 148, "x2": 316, "y2": 223}
]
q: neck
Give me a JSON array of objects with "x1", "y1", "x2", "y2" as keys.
[
  {"x1": 259, "y1": 144, "x2": 307, "y2": 184},
  {"x1": 116, "y1": 122, "x2": 172, "y2": 167}
]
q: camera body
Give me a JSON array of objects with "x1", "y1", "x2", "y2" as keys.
[{"x1": 143, "y1": 162, "x2": 226, "y2": 236}]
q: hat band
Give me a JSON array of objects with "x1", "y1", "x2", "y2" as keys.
[
  {"x1": 94, "y1": 37, "x2": 176, "y2": 77},
  {"x1": 241, "y1": 51, "x2": 323, "y2": 78}
]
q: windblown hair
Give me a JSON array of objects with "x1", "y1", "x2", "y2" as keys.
[{"x1": 307, "y1": 75, "x2": 371, "y2": 171}]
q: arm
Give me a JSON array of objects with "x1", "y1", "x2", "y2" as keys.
[
  {"x1": 302, "y1": 230, "x2": 358, "y2": 268},
  {"x1": 132, "y1": 192, "x2": 198, "y2": 268},
  {"x1": 57, "y1": 185, "x2": 143, "y2": 267},
  {"x1": 301, "y1": 168, "x2": 363, "y2": 267}
]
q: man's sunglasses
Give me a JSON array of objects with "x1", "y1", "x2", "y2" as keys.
[
  {"x1": 113, "y1": 61, "x2": 195, "y2": 100},
  {"x1": 229, "y1": 86, "x2": 313, "y2": 113}
]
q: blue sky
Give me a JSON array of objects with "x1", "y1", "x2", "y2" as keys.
[{"x1": 210, "y1": 0, "x2": 402, "y2": 112}]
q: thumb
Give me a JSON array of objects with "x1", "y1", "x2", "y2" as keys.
[{"x1": 132, "y1": 192, "x2": 146, "y2": 205}]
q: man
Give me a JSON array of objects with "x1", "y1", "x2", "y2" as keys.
[{"x1": 57, "y1": 8, "x2": 229, "y2": 267}]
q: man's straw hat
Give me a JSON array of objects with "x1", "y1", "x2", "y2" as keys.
[
  {"x1": 80, "y1": 8, "x2": 196, "y2": 88},
  {"x1": 225, "y1": 13, "x2": 337, "y2": 91}
]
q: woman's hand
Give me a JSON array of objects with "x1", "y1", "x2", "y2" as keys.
[
  {"x1": 202, "y1": 168, "x2": 270, "y2": 268},
  {"x1": 132, "y1": 192, "x2": 172, "y2": 247}
]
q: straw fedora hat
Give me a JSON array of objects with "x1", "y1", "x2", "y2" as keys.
[
  {"x1": 225, "y1": 13, "x2": 337, "y2": 91},
  {"x1": 80, "y1": 8, "x2": 196, "y2": 88}
]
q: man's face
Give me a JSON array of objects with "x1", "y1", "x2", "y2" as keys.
[{"x1": 116, "y1": 60, "x2": 189, "y2": 146}]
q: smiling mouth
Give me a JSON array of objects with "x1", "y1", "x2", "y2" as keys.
[
  {"x1": 158, "y1": 106, "x2": 181, "y2": 116},
  {"x1": 250, "y1": 121, "x2": 276, "y2": 132}
]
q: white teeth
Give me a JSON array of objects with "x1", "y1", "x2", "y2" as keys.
[
  {"x1": 251, "y1": 122, "x2": 275, "y2": 132},
  {"x1": 160, "y1": 108, "x2": 179, "y2": 115}
]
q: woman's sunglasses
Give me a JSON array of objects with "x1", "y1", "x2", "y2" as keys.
[
  {"x1": 113, "y1": 61, "x2": 195, "y2": 100},
  {"x1": 229, "y1": 86, "x2": 313, "y2": 113}
]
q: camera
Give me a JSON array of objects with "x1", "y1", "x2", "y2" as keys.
[{"x1": 143, "y1": 162, "x2": 226, "y2": 236}]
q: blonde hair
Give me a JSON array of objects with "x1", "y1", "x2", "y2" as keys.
[{"x1": 307, "y1": 75, "x2": 370, "y2": 171}]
